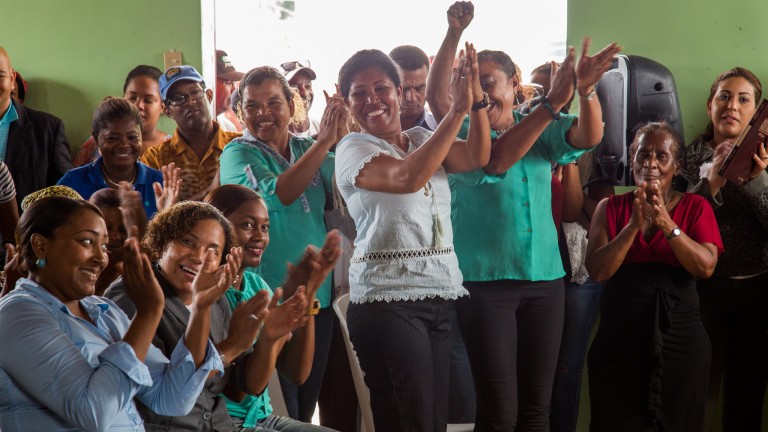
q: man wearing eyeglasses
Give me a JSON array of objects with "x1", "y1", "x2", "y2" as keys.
[
  {"x1": 280, "y1": 60, "x2": 319, "y2": 138},
  {"x1": 140, "y1": 65, "x2": 241, "y2": 201}
]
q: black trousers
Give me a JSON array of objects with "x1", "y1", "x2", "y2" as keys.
[
  {"x1": 457, "y1": 279, "x2": 565, "y2": 432},
  {"x1": 348, "y1": 298, "x2": 452, "y2": 432},
  {"x1": 699, "y1": 273, "x2": 768, "y2": 432}
]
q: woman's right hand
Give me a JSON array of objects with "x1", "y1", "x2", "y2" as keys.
[
  {"x1": 628, "y1": 181, "x2": 648, "y2": 230},
  {"x1": 449, "y1": 51, "x2": 473, "y2": 116}
]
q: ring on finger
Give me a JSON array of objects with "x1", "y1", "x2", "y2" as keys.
[{"x1": 248, "y1": 313, "x2": 260, "y2": 321}]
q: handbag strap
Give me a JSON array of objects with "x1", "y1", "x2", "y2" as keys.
[{"x1": 331, "y1": 172, "x2": 346, "y2": 216}]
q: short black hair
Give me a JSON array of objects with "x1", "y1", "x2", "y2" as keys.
[
  {"x1": 92, "y1": 97, "x2": 142, "y2": 140},
  {"x1": 338, "y1": 49, "x2": 401, "y2": 99},
  {"x1": 389, "y1": 45, "x2": 430, "y2": 72},
  {"x1": 122, "y1": 65, "x2": 163, "y2": 94}
]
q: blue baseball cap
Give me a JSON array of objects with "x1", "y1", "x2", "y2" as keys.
[{"x1": 159, "y1": 65, "x2": 205, "y2": 100}]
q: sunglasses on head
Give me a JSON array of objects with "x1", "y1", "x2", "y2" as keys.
[{"x1": 281, "y1": 60, "x2": 311, "y2": 73}]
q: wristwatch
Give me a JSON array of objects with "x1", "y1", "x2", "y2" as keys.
[
  {"x1": 471, "y1": 92, "x2": 490, "y2": 111},
  {"x1": 666, "y1": 227, "x2": 682, "y2": 240},
  {"x1": 307, "y1": 299, "x2": 321, "y2": 316}
]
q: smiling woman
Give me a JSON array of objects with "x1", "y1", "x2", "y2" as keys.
[
  {"x1": 58, "y1": 97, "x2": 164, "y2": 217},
  {"x1": 0, "y1": 196, "x2": 221, "y2": 431}
]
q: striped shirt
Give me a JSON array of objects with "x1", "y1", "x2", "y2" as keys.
[{"x1": 0, "y1": 160, "x2": 15, "y2": 204}]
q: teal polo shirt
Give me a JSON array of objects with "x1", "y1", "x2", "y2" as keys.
[
  {"x1": 450, "y1": 111, "x2": 589, "y2": 282},
  {"x1": 0, "y1": 102, "x2": 19, "y2": 161}
]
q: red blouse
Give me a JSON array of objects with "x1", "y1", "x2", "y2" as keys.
[{"x1": 606, "y1": 192, "x2": 724, "y2": 267}]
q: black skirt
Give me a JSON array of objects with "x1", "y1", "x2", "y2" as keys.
[{"x1": 588, "y1": 262, "x2": 711, "y2": 432}]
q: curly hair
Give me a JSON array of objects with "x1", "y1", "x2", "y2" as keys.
[
  {"x1": 700, "y1": 67, "x2": 763, "y2": 142},
  {"x1": 236, "y1": 66, "x2": 306, "y2": 127},
  {"x1": 16, "y1": 197, "x2": 103, "y2": 273},
  {"x1": 143, "y1": 201, "x2": 237, "y2": 264},
  {"x1": 204, "y1": 184, "x2": 267, "y2": 218},
  {"x1": 338, "y1": 49, "x2": 401, "y2": 99}
]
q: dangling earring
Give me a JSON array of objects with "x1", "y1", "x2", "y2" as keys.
[{"x1": 35, "y1": 258, "x2": 47, "y2": 269}]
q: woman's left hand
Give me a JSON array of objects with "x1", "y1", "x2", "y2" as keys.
[
  {"x1": 260, "y1": 286, "x2": 310, "y2": 342},
  {"x1": 645, "y1": 182, "x2": 675, "y2": 232},
  {"x1": 575, "y1": 37, "x2": 622, "y2": 97},
  {"x1": 192, "y1": 247, "x2": 243, "y2": 309},
  {"x1": 154, "y1": 162, "x2": 182, "y2": 212},
  {"x1": 743, "y1": 141, "x2": 768, "y2": 184}
]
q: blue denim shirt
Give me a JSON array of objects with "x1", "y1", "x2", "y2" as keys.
[{"x1": 0, "y1": 279, "x2": 223, "y2": 431}]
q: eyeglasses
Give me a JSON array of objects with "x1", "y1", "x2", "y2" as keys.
[
  {"x1": 166, "y1": 88, "x2": 206, "y2": 107},
  {"x1": 280, "y1": 60, "x2": 311, "y2": 73}
]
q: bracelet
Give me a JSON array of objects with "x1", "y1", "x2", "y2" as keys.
[
  {"x1": 579, "y1": 87, "x2": 597, "y2": 100},
  {"x1": 471, "y1": 92, "x2": 490, "y2": 111},
  {"x1": 220, "y1": 354, "x2": 234, "y2": 369},
  {"x1": 541, "y1": 97, "x2": 561, "y2": 120}
]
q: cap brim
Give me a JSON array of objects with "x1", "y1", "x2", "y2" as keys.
[
  {"x1": 285, "y1": 67, "x2": 317, "y2": 82},
  {"x1": 218, "y1": 71, "x2": 245, "y2": 81}
]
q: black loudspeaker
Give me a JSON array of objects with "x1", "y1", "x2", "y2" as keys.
[{"x1": 594, "y1": 55, "x2": 684, "y2": 185}]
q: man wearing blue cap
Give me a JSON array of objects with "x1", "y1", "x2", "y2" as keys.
[{"x1": 140, "y1": 65, "x2": 241, "y2": 201}]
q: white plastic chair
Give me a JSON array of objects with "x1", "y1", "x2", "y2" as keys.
[
  {"x1": 333, "y1": 293, "x2": 375, "y2": 432},
  {"x1": 333, "y1": 293, "x2": 475, "y2": 432}
]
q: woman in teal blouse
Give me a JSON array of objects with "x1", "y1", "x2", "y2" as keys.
[
  {"x1": 427, "y1": 2, "x2": 621, "y2": 429},
  {"x1": 219, "y1": 66, "x2": 348, "y2": 422}
]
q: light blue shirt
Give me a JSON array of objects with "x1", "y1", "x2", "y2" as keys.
[
  {"x1": 0, "y1": 279, "x2": 223, "y2": 431},
  {"x1": 0, "y1": 102, "x2": 19, "y2": 161}
]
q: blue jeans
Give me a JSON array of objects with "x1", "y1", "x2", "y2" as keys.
[{"x1": 550, "y1": 278, "x2": 604, "y2": 432}]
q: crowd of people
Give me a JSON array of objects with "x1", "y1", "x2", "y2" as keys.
[{"x1": 0, "y1": 1, "x2": 766, "y2": 431}]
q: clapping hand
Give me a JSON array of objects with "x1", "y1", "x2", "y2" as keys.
[
  {"x1": 261, "y1": 286, "x2": 310, "y2": 342},
  {"x1": 575, "y1": 37, "x2": 622, "y2": 98},
  {"x1": 122, "y1": 227, "x2": 164, "y2": 314},
  {"x1": 227, "y1": 289, "x2": 271, "y2": 351},
  {"x1": 317, "y1": 90, "x2": 350, "y2": 147},
  {"x1": 154, "y1": 162, "x2": 182, "y2": 212},
  {"x1": 629, "y1": 181, "x2": 649, "y2": 230},
  {"x1": 644, "y1": 182, "x2": 674, "y2": 232},
  {"x1": 547, "y1": 47, "x2": 577, "y2": 110},
  {"x1": 118, "y1": 182, "x2": 148, "y2": 237},
  {"x1": 280, "y1": 230, "x2": 341, "y2": 300},
  {"x1": 192, "y1": 247, "x2": 243, "y2": 309},
  {"x1": 449, "y1": 50, "x2": 473, "y2": 115}
]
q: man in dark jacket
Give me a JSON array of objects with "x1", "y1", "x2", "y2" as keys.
[{"x1": 0, "y1": 47, "x2": 72, "y2": 209}]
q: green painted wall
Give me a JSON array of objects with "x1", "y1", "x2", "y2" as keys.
[
  {"x1": 567, "y1": 0, "x2": 768, "y2": 143},
  {"x1": 0, "y1": 0, "x2": 203, "y2": 155}
]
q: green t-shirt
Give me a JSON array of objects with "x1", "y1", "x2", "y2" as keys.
[
  {"x1": 220, "y1": 135, "x2": 334, "y2": 307},
  {"x1": 223, "y1": 269, "x2": 273, "y2": 426},
  {"x1": 450, "y1": 111, "x2": 589, "y2": 281}
]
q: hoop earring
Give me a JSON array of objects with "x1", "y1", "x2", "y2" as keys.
[{"x1": 35, "y1": 258, "x2": 47, "y2": 269}]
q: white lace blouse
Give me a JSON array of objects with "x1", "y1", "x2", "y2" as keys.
[{"x1": 335, "y1": 127, "x2": 468, "y2": 304}]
